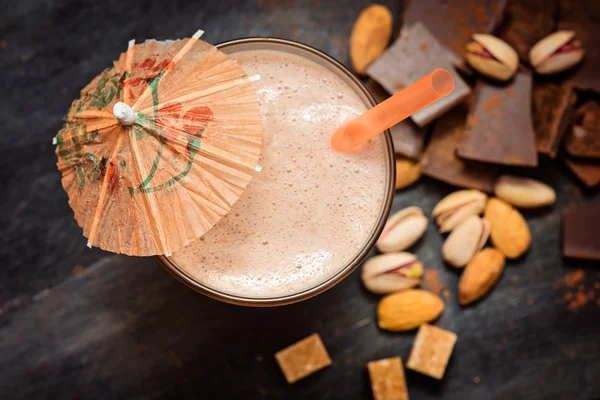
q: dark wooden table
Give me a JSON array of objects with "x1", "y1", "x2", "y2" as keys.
[{"x1": 1, "y1": 0, "x2": 599, "y2": 399}]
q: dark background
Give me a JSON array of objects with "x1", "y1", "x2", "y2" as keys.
[{"x1": 1, "y1": 0, "x2": 599, "y2": 399}]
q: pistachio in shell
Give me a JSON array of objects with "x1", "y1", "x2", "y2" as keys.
[
  {"x1": 465, "y1": 34, "x2": 519, "y2": 81},
  {"x1": 529, "y1": 30, "x2": 585, "y2": 75}
]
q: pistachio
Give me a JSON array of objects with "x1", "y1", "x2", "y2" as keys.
[
  {"x1": 494, "y1": 175, "x2": 556, "y2": 209},
  {"x1": 442, "y1": 216, "x2": 490, "y2": 268},
  {"x1": 362, "y1": 252, "x2": 424, "y2": 294},
  {"x1": 465, "y1": 34, "x2": 519, "y2": 81},
  {"x1": 485, "y1": 198, "x2": 531, "y2": 259},
  {"x1": 376, "y1": 207, "x2": 428, "y2": 253},
  {"x1": 396, "y1": 157, "x2": 421, "y2": 190},
  {"x1": 530, "y1": 30, "x2": 585, "y2": 75},
  {"x1": 459, "y1": 248, "x2": 505, "y2": 305},
  {"x1": 432, "y1": 190, "x2": 488, "y2": 233}
]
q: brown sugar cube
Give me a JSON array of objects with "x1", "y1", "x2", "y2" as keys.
[
  {"x1": 367, "y1": 357, "x2": 409, "y2": 400},
  {"x1": 275, "y1": 333, "x2": 332, "y2": 383},
  {"x1": 407, "y1": 324, "x2": 457, "y2": 380}
]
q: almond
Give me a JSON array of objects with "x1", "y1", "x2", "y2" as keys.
[
  {"x1": 459, "y1": 248, "x2": 505, "y2": 305},
  {"x1": 442, "y1": 216, "x2": 490, "y2": 268},
  {"x1": 350, "y1": 5, "x2": 393, "y2": 75},
  {"x1": 485, "y1": 198, "x2": 531, "y2": 259},
  {"x1": 376, "y1": 207, "x2": 428, "y2": 253},
  {"x1": 395, "y1": 157, "x2": 421, "y2": 190},
  {"x1": 494, "y1": 175, "x2": 556, "y2": 209},
  {"x1": 377, "y1": 289, "x2": 444, "y2": 331}
]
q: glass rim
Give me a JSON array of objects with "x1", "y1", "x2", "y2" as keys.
[{"x1": 156, "y1": 37, "x2": 396, "y2": 307}]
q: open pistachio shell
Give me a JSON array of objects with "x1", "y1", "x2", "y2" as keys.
[
  {"x1": 530, "y1": 30, "x2": 585, "y2": 75},
  {"x1": 465, "y1": 34, "x2": 519, "y2": 81},
  {"x1": 362, "y1": 253, "x2": 423, "y2": 294},
  {"x1": 472, "y1": 34, "x2": 519, "y2": 72},
  {"x1": 530, "y1": 30, "x2": 575, "y2": 67},
  {"x1": 537, "y1": 50, "x2": 585, "y2": 75}
]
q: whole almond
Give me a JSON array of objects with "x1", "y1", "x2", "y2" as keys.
[
  {"x1": 350, "y1": 5, "x2": 393, "y2": 75},
  {"x1": 433, "y1": 190, "x2": 488, "y2": 233},
  {"x1": 376, "y1": 207, "x2": 428, "y2": 253},
  {"x1": 396, "y1": 157, "x2": 421, "y2": 190},
  {"x1": 362, "y1": 252, "x2": 424, "y2": 294},
  {"x1": 442, "y1": 216, "x2": 490, "y2": 268},
  {"x1": 377, "y1": 289, "x2": 444, "y2": 331},
  {"x1": 485, "y1": 198, "x2": 531, "y2": 259},
  {"x1": 459, "y1": 248, "x2": 505, "y2": 305},
  {"x1": 494, "y1": 175, "x2": 556, "y2": 209}
]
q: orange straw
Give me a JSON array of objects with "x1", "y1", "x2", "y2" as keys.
[{"x1": 331, "y1": 68, "x2": 455, "y2": 152}]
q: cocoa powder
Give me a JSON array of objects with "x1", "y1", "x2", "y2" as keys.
[
  {"x1": 558, "y1": 269, "x2": 600, "y2": 311},
  {"x1": 564, "y1": 269, "x2": 584, "y2": 288},
  {"x1": 423, "y1": 270, "x2": 450, "y2": 302},
  {"x1": 483, "y1": 94, "x2": 502, "y2": 112}
]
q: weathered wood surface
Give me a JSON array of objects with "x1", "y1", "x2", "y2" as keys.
[{"x1": 1, "y1": 0, "x2": 600, "y2": 399}]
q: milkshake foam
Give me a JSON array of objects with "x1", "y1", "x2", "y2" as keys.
[{"x1": 171, "y1": 49, "x2": 388, "y2": 298}]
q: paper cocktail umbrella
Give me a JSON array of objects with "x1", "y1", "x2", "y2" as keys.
[{"x1": 55, "y1": 31, "x2": 263, "y2": 256}]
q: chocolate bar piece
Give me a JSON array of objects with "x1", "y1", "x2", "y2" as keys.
[
  {"x1": 558, "y1": 0, "x2": 600, "y2": 93},
  {"x1": 367, "y1": 357, "x2": 409, "y2": 400},
  {"x1": 367, "y1": 22, "x2": 471, "y2": 127},
  {"x1": 407, "y1": 324, "x2": 457, "y2": 380},
  {"x1": 458, "y1": 72, "x2": 538, "y2": 167},
  {"x1": 402, "y1": 0, "x2": 507, "y2": 58},
  {"x1": 564, "y1": 100, "x2": 600, "y2": 159},
  {"x1": 564, "y1": 158, "x2": 600, "y2": 188},
  {"x1": 562, "y1": 204, "x2": 600, "y2": 261},
  {"x1": 532, "y1": 80, "x2": 576, "y2": 158},
  {"x1": 275, "y1": 333, "x2": 331, "y2": 383},
  {"x1": 420, "y1": 103, "x2": 499, "y2": 193},
  {"x1": 366, "y1": 79, "x2": 426, "y2": 159},
  {"x1": 496, "y1": 0, "x2": 559, "y2": 63}
]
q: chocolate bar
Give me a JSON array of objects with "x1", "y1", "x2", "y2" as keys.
[
  {"x1": 564, "y1": 158, "x2": 600, "y2": 188},
  {"x1": 496, "y1": 0, "x2": 559, "y2": 63},
  {"x1": 532, "y1": 80, "x2": 576, "y2": 158},
  {"x1": 420, "y1": 103, "x2": 499, "y2": 192},
  {"x1": 458, "y1": 72, "x2": 538, "y2": 167},
  {"x1": 562, "y1": 204, "x2": 600, "y2": 261},
  {"x1": 366, "y1": 79, "x2": 426, "y2": 160},
  {"x1": 367, "y1": 22, "x2": 471, "y2": 127},
  {"x1": 402, "y1": 0, "x2": 507, "y2": 58},
  {"x1": 564, "y1": 100, "x2": 600, "y2": 159},
  {"x1": 558, "y1": 0, "x2": 600, "y2": 93}
]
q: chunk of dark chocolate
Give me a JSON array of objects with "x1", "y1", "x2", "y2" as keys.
[
  {"x1": 532, "y1": 81, "x2": 576, "y2": 158},
  {"x1": 496, "y1": 0, "x2": 559, "y2": 63},
  {"x1": 402, "y1": 0, "x2": 507, "y2": 58},
  {"x1": 562, "y1": 204, "x2": 600, "y2": 261},
  {"x1": 564, "y1": 100, "x2": 600, "y2": 159},
  {"x1": 421, "y1": 103, "x2": 499, "y2": 192},
  {"x1": 458, "y1": 72, "x2": 538, "y2": 167},
  {"x1": 564, "y1": 158, "x2": 600, "y2": 188}
]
